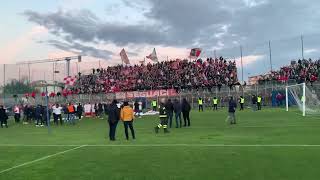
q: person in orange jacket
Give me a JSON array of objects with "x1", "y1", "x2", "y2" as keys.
[
  {"x1": 120, "y1": 101, "x2": 136, "y2": 140},
  {"x1": 67, "y1": 103, "x2": 76, "y2": 125}
]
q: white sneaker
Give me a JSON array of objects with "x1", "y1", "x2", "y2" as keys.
[
  {"x1": 36, "y1": 125, "x2": 39, "y2": 127},
  {"x1": 40, "y1": 125, "x2": 44, "y2": 127}
]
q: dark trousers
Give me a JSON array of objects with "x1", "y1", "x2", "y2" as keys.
[
  {"x1": 77, "y1": 112, "x2": 82, "y2": 120},
  {"x1": 14, "y1": 113, "x2": 20, "y2": 123},
  {"x1": 175, "y1": 112, "x2": 182, "y2": 128},
  {"x1": 156, "y1": 117, "x2": 169, "y2": 133},
  {"x1": 167, "y1": 112, "x2": 173, "y2": 128},
  {"x1": 98, "y1": 109, "x2": 103, "y2": 117},
  {"x1": 182, "y1": 111, "x2": 190, "y2": 126},
  {"x1": 153, "y1": 106, "x2": 157, "y2": 111},
  {"x1": 42, "y1": 116, "x2": 47, "y2": 126},
  {"x1": 257, "y1": 103, "x2": 261, "y2": 110},
  {"x1": 228, "y1": 112, "x2": 236, "y2": 124},
  {"x1": 213, "y1": 104, "x2": 218, "y2": 110},
  {"x1": 240, "y1": 103, "x2": 244, "y2": 110},
  {"x1": 109, "y1": 121, "x2": 118, "y2": 141},
  {"x1": 123, "y1": 121, "x2": 135, "y2": 140},
  {"x1": 36, "y1": 115, "x2": 43, "y2": 125},
  {"x1": 0, "y1": 118, "x2": 8, "y2": 127},
  {"x1": 199, "y1": 105, "x2": 203, "y2": 112},
  {"x1": 53, "y1": 114, "x2": 63, "y2": 125},
  {"x1": 160, "y1": 118, "x2": 168, "y2": 127},
  {"x1": 27, "y1": 115, "x2": 32, "y2": 123}
]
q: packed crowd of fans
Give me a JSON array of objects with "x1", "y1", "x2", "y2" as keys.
[
  {"x1": 256, "y1": 59, "x2": 320, "y2": 85},
  {"x1": 73, "y1": 57, "x2": 239, "y2": 94}
]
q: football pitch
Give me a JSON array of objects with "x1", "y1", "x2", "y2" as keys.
[{"x1": 1, "y1": 108, "x2": 320, "y2": 180}]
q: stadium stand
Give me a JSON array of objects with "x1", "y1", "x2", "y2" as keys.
[
  {"x1": 255, "y1": 59, "x2": 320, "y2": 85},
  {"x1": 73, "y1": 57, "x2": 239, "y2": 94}
]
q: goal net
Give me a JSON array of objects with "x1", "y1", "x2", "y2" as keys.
[{"x1": 286, "y1": 83, "x2": 320, "y2": 116}]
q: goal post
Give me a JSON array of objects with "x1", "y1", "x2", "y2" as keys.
[
  {"x1": 286, "y1": 83, "x2": 305, "y2": 116},
  {"x1": 286, "y1": 83, "x2": 320, "y2": 116}
]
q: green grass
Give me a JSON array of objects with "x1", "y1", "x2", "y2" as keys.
[{"x1": 1, "y1": 108, "x2": 320, "y2": 180}]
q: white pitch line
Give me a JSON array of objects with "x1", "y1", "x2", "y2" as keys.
[
  {"x1": 0, "y1": 145, "x2": 86, "y2": 174},
  {"x1": 1, "y1": 144, "x2": 320, "y2": 147}
]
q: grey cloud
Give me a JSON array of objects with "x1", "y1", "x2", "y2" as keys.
[
  {"x1": 47, "y1": 40, "x2": 114, "y2": 60},
  {"x1": 22, "y1": 0, "x2": 320, "y2": 77}
]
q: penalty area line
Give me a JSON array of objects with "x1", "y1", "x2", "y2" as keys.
[{"x1": 0, "y1": 145, "x2": 86, "y2": 174}]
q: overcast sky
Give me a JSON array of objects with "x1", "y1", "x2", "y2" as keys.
[{"x1": 1, "y1": 0, "x2": 320, "y2": 83}]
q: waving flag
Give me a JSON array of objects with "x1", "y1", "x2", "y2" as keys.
[
  {"x1": 146, "y1": 48, "x2": 158, "y2": 62},
  {"x1": 120, "y1": 48, "x2": 130, "y2": 64},
  {"x1": 190, "y1": 48, "x2": 202, "y2": 58}
]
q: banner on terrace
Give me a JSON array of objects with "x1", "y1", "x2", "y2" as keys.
[{"x1": 115, "y1": 89, "x2": 177, "y2": 99}]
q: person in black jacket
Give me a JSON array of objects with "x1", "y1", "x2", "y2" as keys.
[
  {"x1": 35, "y1": 105, "x2": 43, "y2": 127},
  {"x1": 98, "y1": 102, "x2": 103, "y2": 118},
  {"x1": 251, "y1": 95, "x2": 257, "y2": 111},
  {"x1": 134, "y1": 101, "x2": 140, "y2": 117},
  {"x1": 0, "y1": 105, "x2": 8, "y2": 128},
  {"x1": 108, "y1": 100, "x2": 120, "y2": 141},
  {"x1": 181, "y1": 98, "x2": 191, "y2": 127},
  {"x1": 103, "y1": 103, "x2": 109, "y2": 116},
  {"x1": 165, "y1": 99, "x2": 174, "y2": 128},
  {"x1": 77, "y1": 103, "x2": 83, "y2": 120},
  {"x1": 173, "y1": 99, "x2": 182, "y2": 128},
  {"x1": 228, "y1": 97, "x2": 237, "y2": 125}
]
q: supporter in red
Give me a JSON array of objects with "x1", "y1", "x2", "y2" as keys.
[{"x1": 73, "y1": 57, "x2": 239, "y2": 94}]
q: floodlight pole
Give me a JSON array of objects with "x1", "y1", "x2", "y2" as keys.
[
  {"x1": 302, "y1": 83, "x2": 306, "y2": 117},
  {"x1": 28, "y1": 63, "x2": 31, "y2": 84},
  {"x1": 45, "y1": 85, "x2": 51, "y2": 134},
  {"x1": 286, "y1": 86, "x2": 288, "y2": 112},
  {"x1": 240, "y1": 45, "x2": 244, "y2": 84},
  {"x1": 301, "y1": 35, "x2": 304, "y2": 60},
  {"x1": 3, "y1": 64, "x2": 5, "y2": 106},
  {"x1": 66, "y1": 58, "x2": 71, "y2": 77}
]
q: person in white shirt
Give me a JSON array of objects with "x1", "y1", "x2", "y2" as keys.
[
  {"x1": 52, "y1": 104, "x2": 63, "y2": 125},
  {"x1": 84, "y1": 103, "x2": 92, "y2": 117},
  {"x1": 14, "y1": 105, "x2": 21, "y2": 123},
  {"x1": 91, "y1": 103, "x2": 96, "y2": 117}
]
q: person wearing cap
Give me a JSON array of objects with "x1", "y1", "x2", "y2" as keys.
[
  {"x1": 108, "y1": 100, "x2": 120, "y2": 141},
  {"x1": 120, "y1": 101, "x2": 136, "y2": 140}
]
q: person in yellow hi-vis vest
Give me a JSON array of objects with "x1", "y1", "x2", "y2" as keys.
[
  {"x1": 198, "y1": 98, "x2": 204, "y2": 112},
  {"x1": 151, "y1": 100, "x2": 157, "y2": 111},
  {"x1": 212, "y1": 97, "x2": 218, "y2": 111},
  {"x1": 257, "y1": 95, "x2": 262, "y2": 110},
  {"x1": 239, "y1": 96, "x2": 245, "y2": 111}
]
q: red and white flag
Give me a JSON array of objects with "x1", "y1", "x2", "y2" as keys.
[
  {"x1": 120, "y1": 48, "x2": 130, "y2": 65},
  {"x1": 64, "y1": 76, "x2": 76, "y2": 86},
  {"x1": 189, "y1": 48, "x2": 202, "y2": 58},
  {"x1": 146, "y1": 48, "x2": 158, "y2": 62}
]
